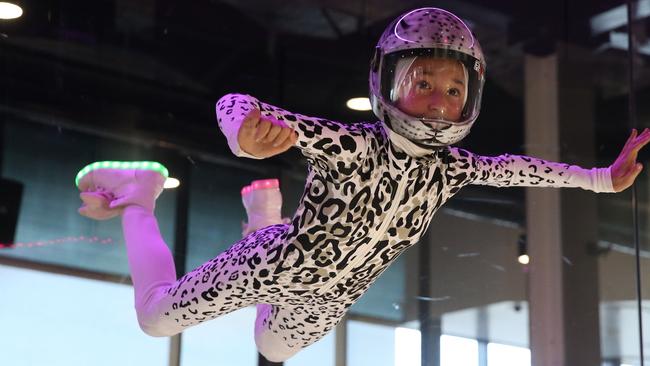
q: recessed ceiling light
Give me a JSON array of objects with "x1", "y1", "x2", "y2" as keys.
[
  {"x1": 0, "y1": 2, "x2": 23, "y2": 20},
  {"x1": 346, "y1": 97, "x2": 372, "y2": 111},
  {"x1": 517, "y1": 254, "x2": 530, "y2": 265}
]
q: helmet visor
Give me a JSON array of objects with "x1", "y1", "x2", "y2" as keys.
[{"x1": 380, "y1": 48, "x2": 484, "y2": 125}]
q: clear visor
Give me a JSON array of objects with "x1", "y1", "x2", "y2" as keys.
[{"x1": 381, "y1": 49, "x2": 484, "y2": 124}]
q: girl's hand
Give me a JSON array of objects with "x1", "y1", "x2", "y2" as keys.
[
  {"x1": 237, "y1": 108, "x2": 298, "y2": 158},
  {"x1": 611, "y1": 128, "x2": 650, "y2": 192}
]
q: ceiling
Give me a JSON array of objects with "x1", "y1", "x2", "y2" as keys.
[
  {"x1": 0, "y1": 0, "x2": 646, "y2": 132},
  {"x1": 1, "y1": 0, "x2": 647, "y2": 143}
]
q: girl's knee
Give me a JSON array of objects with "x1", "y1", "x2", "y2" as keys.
[
  {"x1": 137, "y1": 315, "x2": 180, "y2": 337},
  {"x1": 136, "y1": 302, "x2": 179, "y2": 337},
  {"x1": 254, "y1": 304, "x2": 301, "y2": 362},
  {"x1": 254, "y1": 330, "x2": 301, "y2": 362},
  {"x1": 135, "y1": 283, "x2": 179, "y2": 337},
  {"x1": 136, "y1": 310, "x2": 178, "y2": 337}
]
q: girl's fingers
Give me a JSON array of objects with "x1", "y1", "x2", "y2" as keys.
[
  {"x1": 627, "y1": 164, "x2": 643, "y2": 185},
  {"x1": 263, "y1": 124, "x2": 283, "y2": 143},
  {"x1": 242, "y1": 109, "x2": 261, "y2": 131},
  {"x1": 271, "y1": 128, "x2": 292, "y2": 147},
  {"x1": 633, "y1": 139, "x2": 650, "y2": 154},
  {"x1": 623, "y1": 129, "x2": 638, "y2": 152},
  {"x1": 614, "y1": 165, "x2": 640, "y2": 192},
  {"x1": 632, "y1": 128, "x2": 650, "y2": 151},
  {"x1": 618, "y1": 128, "x2": 649, "y2": 162},
  {"x1": 254, "y1": 120, "x2": 272, "y2": 141},
  {"x1": 275, "y1": 130, "x2": 297, "y2": 152}
]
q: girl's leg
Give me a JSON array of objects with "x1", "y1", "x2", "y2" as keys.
[
  {"x1": 240, "y1": 177, "x2": 339, "y2": 362},
  {"x1": 254, "y1": 302, "x2": 347, "y2": 362},
  {"x1": 241, "y1": 178, "x2": 284, "y2": 237},
  {"x1": 123, "y1": 207, "x2": 288, "y2": 337},
  {"x1": 121, "y1": 204, "x2": 177, "y2": 335},
  {"x1": 77, "y1": 165, "x2": 286, "y2": 337}
]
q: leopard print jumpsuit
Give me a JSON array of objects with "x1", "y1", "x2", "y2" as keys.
[{"x1": 132, "y1": 93, "x2": 613, "y2": 362}]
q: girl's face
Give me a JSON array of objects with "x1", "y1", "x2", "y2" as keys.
[{"x1": 394, "y1": 57, "x2": 466, "y2": 122}]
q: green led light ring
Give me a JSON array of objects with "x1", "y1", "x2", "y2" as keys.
[{"x1": 75, "y1": 161, "x2": 169, "y2": 187}]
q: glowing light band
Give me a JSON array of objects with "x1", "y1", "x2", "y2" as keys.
[{"x1": 75, "y1": 161, "x2": 169, "y2": 188}]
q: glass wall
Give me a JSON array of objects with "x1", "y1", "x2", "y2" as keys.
[
  {"x1": 1, "y1": 1, "x2": 649, "y2": 365},
  {"x1": 632, "y1": 0, "x2": 650, "y2": 364}
]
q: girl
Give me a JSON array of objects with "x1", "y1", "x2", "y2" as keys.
[{"x1": 76, "y1": 7, "x2": 650, "y2": 362}]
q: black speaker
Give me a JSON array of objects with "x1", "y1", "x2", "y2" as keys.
[{"x1": 0, "y1": 178, "x2": 23, "y2": 246}]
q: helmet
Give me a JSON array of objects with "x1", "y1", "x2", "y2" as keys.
[{"x1": 369, "y1": 7, "x2": 486, "y2": 147}]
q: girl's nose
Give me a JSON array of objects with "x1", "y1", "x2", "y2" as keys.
[
  {"x1": 427, "y1": 90, "x2": 445, "y2": 104},
  {"x1": 426, "y1": 92, "x2": 446, "y2": 118}
]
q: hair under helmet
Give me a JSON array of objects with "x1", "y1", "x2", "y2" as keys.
[{"x1": 369, "y1": 7, "x2": 486, "y2": 148}]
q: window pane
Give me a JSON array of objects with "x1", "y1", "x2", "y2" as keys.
[
  {"x1": 487, "y1": 342, "x2": 531, "y2": 366},
  {"x1": 285, "y1": 329, "x2": 336, "y2": 366},
  {"x1": 395, "y1": 327, "x2": 421, "y2": 366},
  {"x1": 0, "y1": 264, "x2": 169, "y2": 365},
  {"x1": 180, "y1": 306, "x2": 257, "y2": 366},
  {"x1": 441, "y1": 335, "x2": 478, "y2": 366},
  {"x1": 442, "y1": 301, "x2": 529, "y2": 347},
  {"x1": 348, "y1": 320, "x2": 395, "y2": 366},
  {"x1": 186, "y1": 162, "x2": 256, "y2": 272}
]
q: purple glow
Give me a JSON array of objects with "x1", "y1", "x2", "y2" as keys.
[{"x1": 393, "y1": 7, "x2": 475, "y2": 48}]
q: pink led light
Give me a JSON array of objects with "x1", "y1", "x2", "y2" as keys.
[
  {"x1": 251, "y1": 179, "x2": 279, "y2": 191},
  {"x1": 0, "y1": 235, "x2": 115, "y2": 249},
  {"x1": 393, "y1": 7, "x2": 475, "y2": 48},
  {"x1": 241, "y1": 185, "x2": 252, "y2": 196}
]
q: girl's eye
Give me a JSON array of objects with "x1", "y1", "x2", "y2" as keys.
[
  {"x1": 416, "y1": 80, "x2": 431, "y2": 90},
  {"x1": 448, "y1": 88, "x2": 461, "y2": 97}
]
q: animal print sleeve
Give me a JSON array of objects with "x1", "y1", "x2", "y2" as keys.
[
  {"x1": 216, "y1": 93, "x2": 368, "y2": 174},
  {"x1": 446, "y1": 147, "x2": 615, "y2": 193}
]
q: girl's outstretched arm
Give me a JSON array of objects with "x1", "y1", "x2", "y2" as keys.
[
  {"x1": 216, "y1": 93, "x2": 368, "y2": 176},
  {"x1": 446, "y1": 128, "x2": 650, "y2": 193}
]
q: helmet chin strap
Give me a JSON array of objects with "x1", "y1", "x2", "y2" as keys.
[{"x1": 383, "y1": 108, "x2": 462, "y2": 149}]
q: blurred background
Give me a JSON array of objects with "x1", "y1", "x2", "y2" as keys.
[{"x1": 1, "y1": 0, "x2": 649, "y2": 365}]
